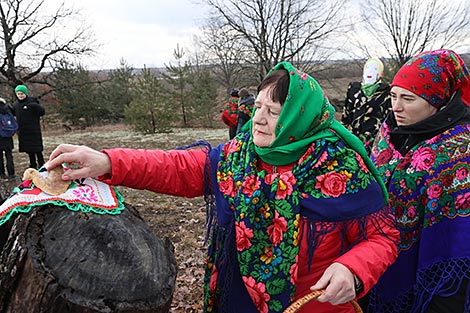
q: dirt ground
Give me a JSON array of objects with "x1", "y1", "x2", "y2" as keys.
[{"x1": 9, "y1": 124, "x2": 229, "y2": 313}]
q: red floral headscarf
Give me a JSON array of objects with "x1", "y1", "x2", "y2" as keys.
[{"x1": 391, "y1": 49, "x2": 470, "y2": 108}]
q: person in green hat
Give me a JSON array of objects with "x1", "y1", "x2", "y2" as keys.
[
  {"x1": 13, "y1": 84, "x2": 45, "y2": 169},
  {"x1": 45, "y1": 62, "x2": 399, "y2": 312}
]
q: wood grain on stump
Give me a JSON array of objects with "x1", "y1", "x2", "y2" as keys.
[{"x1": 0, "y1": 203, "x2": 177, "y2": 313}]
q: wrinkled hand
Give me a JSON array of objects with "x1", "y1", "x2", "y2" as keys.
[
  {"x1": 45, "y1": 144, "x2": 112, "y2": 181},
  {"x1": 310, "y1": 262, "x2": 356, "y2": 305}
]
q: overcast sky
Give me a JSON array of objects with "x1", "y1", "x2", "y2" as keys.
[
  {"x1": 44, "y1": 0, "x2": 469, "y2": 71},
  {"x1": 52, "y1": 0, "x2": 210, "y2": 70}
]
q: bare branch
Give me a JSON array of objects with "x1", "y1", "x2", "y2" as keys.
[
  {"x1": 203, "y1": 0, "x2": 349, "y2": 79},
  {"x1": 0, "y1": 0, "x2": 96, "y2": 88},
  {"x1": 359, "y1": 0, "x2": 470, "y2": 70}
]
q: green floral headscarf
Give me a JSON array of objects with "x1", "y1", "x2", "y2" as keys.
[{"x1": 252, "y1": 62, "x2": 387, "y2": 198}]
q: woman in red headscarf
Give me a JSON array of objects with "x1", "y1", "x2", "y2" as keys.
[{"x1": 369, "y1": 49, "x2": 470, "y2": 312}]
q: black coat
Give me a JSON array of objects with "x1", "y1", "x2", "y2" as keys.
[
  {"x1": 13, "y1": 96, "x2": 45, "y2": 152},
  {"x1": 0, "y1": 103, "x2": 14, "y2": 151},
  {"x1": 341, "y1": 82, "x2": 391, "y2": 154}
]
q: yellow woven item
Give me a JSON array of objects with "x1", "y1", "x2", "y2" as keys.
[{"x1": 283, "y1": 289, "x2": 363, "y2": 313}]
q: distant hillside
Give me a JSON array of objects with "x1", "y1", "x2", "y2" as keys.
[{"x1": 88, "y1": 52, "x2": 470, "y2": 118}]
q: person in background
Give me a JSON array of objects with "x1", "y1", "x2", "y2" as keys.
[
  {"x1": 45, "y1": 62, "x2": 399, "y2": 313},
  {"x1": 221, "y1": 88, "x2": 240, "y2": 139},
  {"x1": 369, "y1": 49, "x2": 470, "y2": 313},
  {"x1": 0, "y1": 98, "x2": 16, "y2": 180},
  {"x1": 13, "y1": 84, "x2": 45, "y2": 169},
  {"x1": 342, "y1": 57, "x2": 391, "y2": 154},
  {"x1": 236, "y1": 88, "x2": 256, "y2": 134}
]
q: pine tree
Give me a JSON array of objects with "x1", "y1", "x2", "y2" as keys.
[{"x1": 125, "y1": 67, "x2": 174, "y2": 133}]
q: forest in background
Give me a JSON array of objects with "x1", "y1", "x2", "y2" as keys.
[
  {"x1": 0, "y1": 0, "x2": 469, "y2": 134},
  {"x1": 18, "y1": 52, "x2": 470, "y2": 135}
]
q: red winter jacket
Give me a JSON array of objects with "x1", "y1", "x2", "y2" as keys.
[{"x1": 100, "y1": 147, "x2": 399, "y2": 313}]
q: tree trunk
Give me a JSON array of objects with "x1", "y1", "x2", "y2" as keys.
[{"x1": 0, "y1": 203, "x2": 177, "y2": 313}]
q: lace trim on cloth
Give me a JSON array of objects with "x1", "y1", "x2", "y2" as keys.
[{"x1": 0, "y1": 175, "x2": 125, "y2": 225}]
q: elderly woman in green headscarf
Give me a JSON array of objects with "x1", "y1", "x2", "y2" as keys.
[{"x1": 45, "y1": 62, "x2": 399, "y2": 313}]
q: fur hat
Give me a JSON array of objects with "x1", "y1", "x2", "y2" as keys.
[
  {"x1": 238, "y1": 88, "x2": 250, "y2": 98},
  {"x1": 238, "y1": 90, "x2": 255, "y2": 106},
  {"x1": 15, "y1": 85, "x2": 28, "y2": 95}
]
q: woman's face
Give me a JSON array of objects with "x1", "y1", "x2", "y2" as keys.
[
  {"x1": 391, "y1": 86, "x2": 437, "y2": 126},
  {"x1": 252, "y1": 86, "x2": 282, "y2": 147},
  {"x1": 16, "y1": 91, "x2": 26, "y2": 100}
]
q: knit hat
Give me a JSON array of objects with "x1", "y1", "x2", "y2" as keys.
[
  {"x1": 391, "y1": 49, "x2": 470, "y2": 109},
  {"x1": 15, "y1": 85, "x2": 28, "y2": 95}
]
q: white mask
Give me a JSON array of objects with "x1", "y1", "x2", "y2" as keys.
[{"x1": 362, "y1": 59, "x2": 382, "y2": 85}]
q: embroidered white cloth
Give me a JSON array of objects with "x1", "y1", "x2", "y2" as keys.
[{"x1": 0, "y1": 174, "x2": 125, "y2": 225}]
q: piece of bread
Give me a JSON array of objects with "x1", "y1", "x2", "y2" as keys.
[{"x1": 23, "y1": 167, "x2": 71, "y2": 196}]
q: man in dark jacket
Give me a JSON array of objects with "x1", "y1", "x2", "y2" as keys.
[{"x1": 13, "y1": 85, "x2": 45, "y2": 169}]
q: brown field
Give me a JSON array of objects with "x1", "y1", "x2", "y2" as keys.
[{"x1": 10, "y1": 124, "x2": 229, "y2": 313}]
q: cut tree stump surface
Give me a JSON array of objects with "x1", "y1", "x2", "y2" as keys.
[{"x1": 0, "y1": 203, "x2": 177, "y2": 313}]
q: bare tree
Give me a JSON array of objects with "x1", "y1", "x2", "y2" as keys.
[
  {"x1": 203, "y1": 0, "x2": 349, "y2": 79},
  {"x1": 195, "y1": 18, "x2": 256, "y2": 93},
  {"x1": 359, "y1": 0, "x2": 470, "y2": 71},
  {"x1": 0, "y1": 0, "x2": 95, "y2": 91}
]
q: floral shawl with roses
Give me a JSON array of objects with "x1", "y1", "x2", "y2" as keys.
[
  {"x1": 369, "y1": 120, "x2": 470, "y2": 312},
  {"x1": 202, "y1": 62, "x2": 394, "y2": 313}
]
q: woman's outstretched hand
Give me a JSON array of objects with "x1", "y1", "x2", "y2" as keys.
[{"x1": 45, "y1": 144, "x2": 112, "y2": 181}]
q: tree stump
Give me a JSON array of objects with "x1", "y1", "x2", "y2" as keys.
[
  {"x1": 0, "y1": 203, "x2": 177, "y2": 313},
  {"x1": 0, "y1": 177, "x2": 21, "y2": 249}
]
